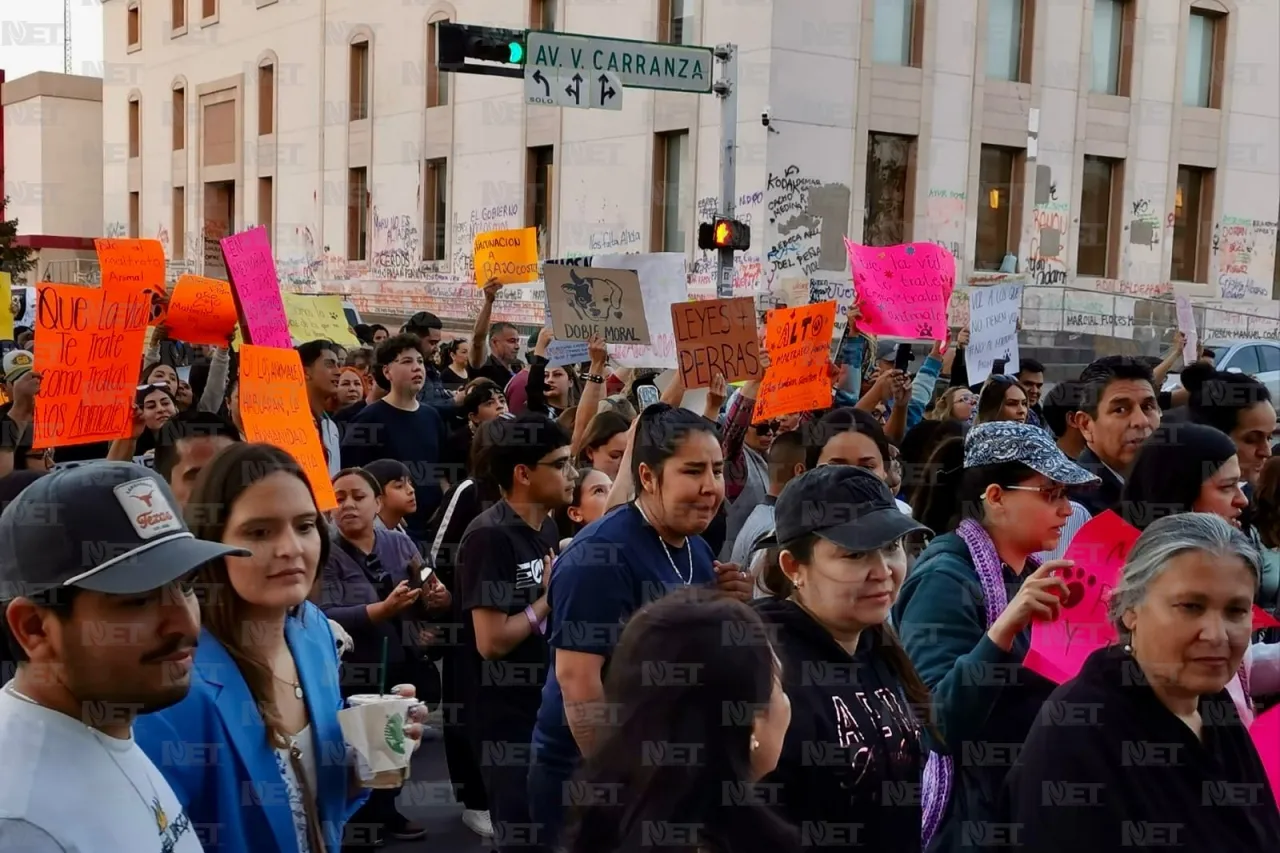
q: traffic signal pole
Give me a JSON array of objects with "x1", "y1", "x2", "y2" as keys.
[{"x1": 713, "y1": 44, "x2": 737, "y2": 299}]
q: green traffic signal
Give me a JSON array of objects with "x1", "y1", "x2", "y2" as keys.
[{"x1": 508, "y1": 41, "x2": 524, "y2": 64}]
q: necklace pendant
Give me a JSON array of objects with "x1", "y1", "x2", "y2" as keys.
[{"x1": 294, "y1": 685, "x2": 304, "y2": 699}]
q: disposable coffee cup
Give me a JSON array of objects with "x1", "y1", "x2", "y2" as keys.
[{"x1": 340, "y1": 694, "x2": 418, "y2": 789}]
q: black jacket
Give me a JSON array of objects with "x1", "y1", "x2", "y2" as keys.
[
  {"x1": 1072, "y1": 447, "x2": 1125, "y2": 516},
  {"x1": 1006, "y1": 645, "x2": 1280, "y2": 852},
  {"x1": 755, "y1": 598, "x2": 924, "y2": 852}
]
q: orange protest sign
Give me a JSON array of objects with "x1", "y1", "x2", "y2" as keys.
[
  {"x1": 473, "y1": 228, "x2": 539, "y2": 286},
  {"x1": 238, "y1": 345, "x2": 338, "y2": 511},
  {"x1": 35, "y1": 282, "x2": 149, "y2": 447},
  {"x1": 165, "y1": 275, "x2": 238, "y2": 345},
  {"x1": 752, "y1": 300, "x2": 837, "y2": 422},
  {"x1": 94, "y1": 238, "x2": 167, "y2": 325}
]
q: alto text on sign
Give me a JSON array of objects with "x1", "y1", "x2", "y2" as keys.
[{"x1": 527, "y1": 31, "x2": 713, "y2": 93}]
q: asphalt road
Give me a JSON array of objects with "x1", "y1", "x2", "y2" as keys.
[{"x1": 379, "y1": 732, "x2": 493, "y2": 853}]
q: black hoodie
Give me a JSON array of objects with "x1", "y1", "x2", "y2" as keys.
[{"x1": 754, "y1": 598, "x2": 925, "y2": 852}]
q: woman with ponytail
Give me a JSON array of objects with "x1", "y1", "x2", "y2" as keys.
[
  {"x1": 893, "y1": 422, "x2": 1100, "y2": 852},
  {"x1": 754, "y1": 465, "x2": 933, "y2": 852}
]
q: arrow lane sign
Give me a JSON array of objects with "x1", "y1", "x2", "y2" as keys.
[
  {"x1": 533, "y1": 69, "x2": 550, "y2": 97},
  {"x1": 565, "y1": 72, "x2": 583, "y2": 103},
  {"x1": 598, "y1": 74, "x2": 616, "y2": 104}
]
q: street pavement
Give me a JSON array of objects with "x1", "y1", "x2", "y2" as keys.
[{"x1": 379, "y1": 731, "x2": 492, "y2": 853}]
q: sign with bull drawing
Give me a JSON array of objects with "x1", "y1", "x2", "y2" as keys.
[{"x1": 544, "y1": 264, "x2": 651, "y2": 345}]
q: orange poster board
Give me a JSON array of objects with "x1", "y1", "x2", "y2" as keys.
[
  {"x1": 35, "y1": 282, "x2": 149, "y2": 447},
  {"x1": 165, "y1": 275, "x2": 238, "y2": 345},
  {"x1": 473, "y1": 228, "x2": 539, "y2": 286},
  {"x1": 238, "y1": 345, "x2": 339, "y2": 511},
  {"x1": 752, "y1": 300, "x2": 837, "y2": 422},
  {"x1": 94, "y1": 238, "x2": 167, "y2": 325}
]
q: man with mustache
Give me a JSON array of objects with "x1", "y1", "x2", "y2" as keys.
[
  {"x1": 0, "y1": 463, "x2": 247, "y2": 851},
  {"x1": 1073, "y1": 356, "x2": 1162, "y2": 516}
]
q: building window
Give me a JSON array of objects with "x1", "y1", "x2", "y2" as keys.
[
  {"x1": 258, "y1": 63, "x2": 274, "y2": 135},
  {"x1": 1183, "y1": 10, "x2": 1221, "y2": 108},
  {"x1": 129, "y1": 192, "x2": 140, "y2": 238},
  {"x1": 427, "y1": 21, "x2": 450, "y2": 107},
  {"x1": 127, "y1": 3, "x2": 140, "y2": 50},
  {"x1": 873, "y1": 0, "x2": 917, "y2": 66},
  {"x1": 348, "y1": 167, "x2": 368, "y2": 261},
  {"x1": 128, "y1": 97, "x2": 140, "y2": 158},
  {"x1": 424, "y1": 159, "x2": 448, "y2": 261},
  {"x1": 202, "y1": 0, "x2": 217, "y2": 20},
  {"x1": 172, "y1": 0, "x2": 185, "y2": 31},
  {"x1": 526, "y1": 146, "x2": 555, "y2": 242},
  {"x1": 172, "y1": 87, "x2": 185, "y2": 151},
  {"x1": 986, "y1": 0, "x2": 1027, "y2": 82},
  {"x1": 652, "y1": 132, "x2": 689, "y2": 253},
  {"x1": 1172, "y1": 166, "x2": 1212, "y2": 282},
  {"x1": 660, "y1": 0, "x2": 691, "y2": 46},
  {"x1": 531, "y1": 0, "x2": 557, "y2": 31},
  {"x1": 350, "y1": 40, "x2": 370, "y2": 121},
  {"x1": 864, "y1": 133, "x2": 915, "y2": 245},
  {"x1": 975, "y1": 146, "x2": 1020, "y2": 271},
  {"x1": 1078, "y1": 156, "x2": 1120, "y2": 277},
  {"x1": 1091, "y1": 0, "x2": 1131, "y2": 95},
  {"x1": 173, "y1": 187, "x2": 185, "y2": 260},
  {"x1": 258, "y1": 178, "x2": 273, "y2": 248}
]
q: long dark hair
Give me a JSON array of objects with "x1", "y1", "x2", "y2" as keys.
[
  {"x1": 631, "y1": 402, "x2": 720, "y2": 486},
  {"x1": 1120, "y1": 423, "x2": 1238, "y2": 530},
  {"x1": 910, "y1": 435, "x2": 1040, "y2": 535},
  {"x1": 567, "y1": 588, "x2": 797, "y2": 853},
  {"x1": 801, "y1": 406, "x2": 891, "y2": 471},
  {"x1": 976, "y1": 375, "x2": 1025, "y2": 424}
]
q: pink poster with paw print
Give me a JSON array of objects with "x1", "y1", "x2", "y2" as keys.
[
  {"x1": 844, "y1": 240, "x2": 955, "y2": 342},
  {"x1": 1024, "y1": 511, "x2": 1141, "y2": 684},
  {"x1": 1248, "y1": 706, "x2": 1280, "y2": 808}
]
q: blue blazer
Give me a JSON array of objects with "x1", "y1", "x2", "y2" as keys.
[{"x1": 135, "y1": 602, "x2": 369, "y2": 853}]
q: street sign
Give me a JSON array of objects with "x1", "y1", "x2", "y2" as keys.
[
  {"x1": 558, "y1": 70, "x2": 589, "y2": 109},
  {"x1": 524, "y1": 67, "x2": 557, "y2": 106},
  {"x1": 527, "y1": 30, "x2": 713, "y2": 93},
  {"x1": 591, "y1": 71, "x2": 623, "y2": 110}
]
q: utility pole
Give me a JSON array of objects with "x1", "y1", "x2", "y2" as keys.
[
  {"x1": 713, "y1": 44, "x2": 737, "y2": 299},
  {"x1": 63, "y1": 0, "x2": 72, "y2": 74}
]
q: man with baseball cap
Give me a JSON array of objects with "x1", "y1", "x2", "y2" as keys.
[{"x1": 0, "y1": 462, "x2": 247, "y2": 851}]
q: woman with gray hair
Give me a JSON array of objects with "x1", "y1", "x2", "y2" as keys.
[{"x1": 1006, "y1": 513, "x2": 1280, "y2": 850}]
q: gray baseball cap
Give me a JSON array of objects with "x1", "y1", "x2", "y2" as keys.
[{"x1": 0, "y1": 462, "x2": 248, "y2": 597}]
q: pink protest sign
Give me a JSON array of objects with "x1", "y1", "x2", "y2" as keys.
[
  {"x1": 1254, "y1": 605, "x2": 1280, "y2": 631},
  {"x1": 219, "y1": 226, "x2": 292, "y2": 348},
  {"x1": 845, "y1": 240, "x2": 955, "y2": 341},
  {"x1": 1249, "y1": 706, "x2": 1280, "y2": 808},
  {"x1": 1023, "y1": 511, "x2": 1141, "y2": 684}
]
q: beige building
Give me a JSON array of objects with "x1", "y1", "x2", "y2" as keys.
[
  {"x1": 2, "y1": 72, "x2": 104, "y2": 284},
  {"x1": 96, "y1": 0, "x2": 1279, "y2": 343}
]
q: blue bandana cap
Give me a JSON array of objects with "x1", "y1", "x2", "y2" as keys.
[{"x1": 964, "y1": 421, "x2": 1100, "y2": 486}]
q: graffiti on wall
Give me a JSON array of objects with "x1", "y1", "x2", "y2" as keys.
[
  {"x1": 765, "y1": 165, "x2": 851, "y2": 277},
  {"x1": 1213, "y1": 216, "x2": 1278, "y2": 300},
  {"x1": 924, "y1": 189, "x2": 966, "y2": 263},
  {"x1": 1127, "y1": 198, "x2": 1163, "y2": 249},
  {"x1": 1027, "y1": 203, "x2": 1069, "y2": 287}
]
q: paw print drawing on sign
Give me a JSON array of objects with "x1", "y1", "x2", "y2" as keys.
[
  {"x1": 916, "y1": 322, "x2": 934, "y2": 338},
  {"x1": 1061, "y1": 566, "x2": 1097, "y2": 609}
]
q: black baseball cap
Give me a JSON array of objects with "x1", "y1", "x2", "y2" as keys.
[
  {"x1": 0, "y1": 462, "x2": 248, "y2": 597},
  {"x1": 774, "y1": 465, "x2": 930, "y2": 552}
]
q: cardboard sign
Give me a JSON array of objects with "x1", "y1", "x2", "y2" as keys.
[
  {"x1": 1175, "y1": 295, "x2": 1198, "y2": 366},
  {"x1": 967, "y1": 283, "x2": 1022, "y2": 385},
  {"x1": 0, "y1": 272, "x2": 13, "y2": 340},
  {"x1": 594, "y1": 252, "x2": 688, "y2": 368},
  {"x1": 473, "y1": 227, "x2": 539, "y2": 286},
  {"x1": 1024, "y1": 511, "x2": 1139, "y2": 684},
  {"x1": 671, "y1": 296, "x2": 763, "y2": 389},
  {"x1": 282, "y1": 293, "x2": 360, "y2": 347},
  {"x1": 220, "y1": 227, "x2": 292, "y2": 348},
  {"x1": 544, "y1": 264, "x2": 650, "y2": 345},
  {"x1": 35, "y1": 283, "x2": 149, "y2": 447},
  {"x1": 94, "y1": 238, "x2": 167, "y2": 325},
  {"x1": 1249, "y1": 705, "x2": 1280, "y2": 808},
  {"x1": 845, "y1": 240, "x2": 955, "y2": 341},
  {"x1": 752, "y1": 300, "x2": 837, "y2": 422},
  {"x1": 238, "y1": 345, "x2": 338, "y2": 511},
  {"x1": 165, "y1": 275, "x2": 238, "y2": 345}
]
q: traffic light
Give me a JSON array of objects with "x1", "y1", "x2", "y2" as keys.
[
  {"x1": 437, "y1": 23, "x2": 527, "y2": 79},
  {"x1": 698, "y1": 218, "x2": 751, "y2": 252}
]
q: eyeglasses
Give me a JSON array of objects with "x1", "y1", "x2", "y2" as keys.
[
  {"x1": 537, "y1": 456, "x2": 577, "y2": 473},
  {"x1": 1003, "y1": 484, "x2": 1070, "y2": 503},
  {"x1": 754, "y1": 422, "x2": 779, "y2": 436}
]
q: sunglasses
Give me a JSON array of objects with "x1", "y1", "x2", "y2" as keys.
[{"x1": 754, "y1": 422, "x2": 779, "y2": 436}]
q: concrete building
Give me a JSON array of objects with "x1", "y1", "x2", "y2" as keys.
[
  {"x1": 2, "y1": 71, "x2": 104, "y2": 284},
  {"x1": 97, "y1": 0, "x2": 1279, "y2": 351}
]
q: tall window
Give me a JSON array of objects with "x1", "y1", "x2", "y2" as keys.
[
  {"x1": 258, "y1": 178, "x2": 273, "y2": 248},
  {"x1": 128, "y1": 97, "x2": 140, "y2": 158},
  {"x1": 202, "y1": 0, "x2": 217, "y2": 20},
  {"x1": 1091, "y1": 0, "x2": 1126, "y2": 94},
  {"x1": 350, "y1": 40, "x2": 370, "y2": 121},
  {"x1": 975, "y1": 146, "x2": 1019, "y2": 270},
  {"x1": 531, "y1": 0, "x2": 557, "y2": 30},
  {"x1": 660, "y1": 0, "x2": 690, "y2": 46},
  {"x1": 172, "y1": 0, "x2": 185, "y2": 31},
  {"x1": 873, "y1": 0, "x2": 916, "y2": 66},
  {"x1": 427, "y1": 20, "x2": 450, "y2": 107},
  {"x1": 258, "y1": 63, "x2": 274, "y2": 135},
  {"x1": 172, "y1": 86, "x2": 185, "y2": 151},
  {"x1": 654, "y1": 132, "x2": 689, "y2": 253},
  {"x1": 1172, "y1": 166, "x2": 1211, "y2": 282},
  {"x1": 348, "y1": 167, "x2": 368, "y2": 261},
  {"x1": 172, "y1": 187, "x2": 185, "y2": 260},
  {"x1": 527, "y1": 146, "x2": 555, "y2": 239},
  {"x1": 1078, "y1": 156, "x2": 1119, "y2": 277},
  {"x1": 129, "y1": 192, "x2": 140, "y2": 238},
  {"x1": 127, "y1": 3, "x2": 140, "y2": 50},
  {"x1": 424, "y1": 158, "x2": 448, "y2": 261},
  {"x1": 986, "y1": 0, "x2": 1025, "y2": 81},
  {"x1": 864, "y1": 133, "x2": 915, "y2": 246},
  {"x1": 1183, "y1": 11, "x2": 1220, "y2": 108}
]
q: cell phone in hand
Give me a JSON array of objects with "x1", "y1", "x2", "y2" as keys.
[
  {"x1": 407, "y1": 560, "x2": 434, "y2": 591},
  {"x1": 992, "y1": 358, "x2": 1008, "y2": 376},
  {"x1": 893, "y1": 343, "x2": 913, "y2": 373},
  {"x1": 637, "y1": 384, "x2": 660, "y2": 408}
]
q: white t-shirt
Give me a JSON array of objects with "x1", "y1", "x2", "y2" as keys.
[{"x1": 0, "y1": 684, "x2": 204, "y2": 853}]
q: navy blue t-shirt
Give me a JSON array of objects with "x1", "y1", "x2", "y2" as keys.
[
  {"x1": 532, "y1": 502, "x2": 716, "y2": 766},
  {"x1": 340, "y1": 400, "x2": 446, "y2": 539}
]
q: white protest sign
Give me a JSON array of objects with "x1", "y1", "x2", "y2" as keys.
[
  {"x1": 1175, "y1": 295, "x2": 1198, "y2": 366},
  {"x1": 967, "y1": 283, "x2": 1022, "y2": 385},
  {"x1": 593, "y1": 252, "x2": 687, "y2": 368}
]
